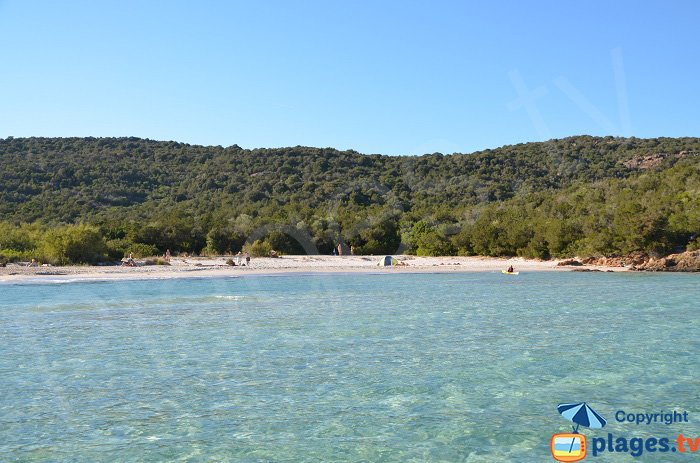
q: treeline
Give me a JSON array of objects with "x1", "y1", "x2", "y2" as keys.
[{"x1": 0, "y1": 136, "x2": 698, "y2": 264}]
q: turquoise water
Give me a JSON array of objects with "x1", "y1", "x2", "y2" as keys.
[{"x1": 1, "y1": 272, "x2": 699, "y2": 462}]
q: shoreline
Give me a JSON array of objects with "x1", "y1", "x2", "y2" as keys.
[{"x1": 0, "y1": 255, "x2": 628, "y2": 283}]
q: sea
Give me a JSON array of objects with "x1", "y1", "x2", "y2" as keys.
[{"x1": 1, "y1": 272, "x2": 699, "y2": 462}]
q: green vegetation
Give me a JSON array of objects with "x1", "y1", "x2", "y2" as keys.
[
  {"x1": 0, "y1": 223, "x2": 107, "y2": 265},
  {"x1": 243, "y1": 240, "x2": 274, "y2": 258},
  {"x1": 0, "y1": 136, "x2": 698, "y2": 264}
]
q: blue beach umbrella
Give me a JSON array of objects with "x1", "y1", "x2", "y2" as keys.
[
  {"x1": 557, "y1": 402, "x2": 607, "y2": 431},
  {"x1": 558, "y1": 402, "x2": 607, "y2": 453}
]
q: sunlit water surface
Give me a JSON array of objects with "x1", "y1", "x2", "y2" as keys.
[{"x1": 1, "y1": 272, "x2": 698, "y2": 462}]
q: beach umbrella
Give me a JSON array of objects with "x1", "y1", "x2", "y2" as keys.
[
  {"x1": 558, "y1": 402, "x2": 607, "y2": 453},
  {"x1": 557, "y1": 402, "x2": 607, "y2": 431}
]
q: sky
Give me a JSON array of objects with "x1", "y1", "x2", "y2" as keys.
[{"x1": 0, "y1": 0, "x2": 698, "y2": 155}]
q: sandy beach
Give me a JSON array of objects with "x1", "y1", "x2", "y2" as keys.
[{"x1": 0, "y1": 255, "x2": 626, "y2": 283}]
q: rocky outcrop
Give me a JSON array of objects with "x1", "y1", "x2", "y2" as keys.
[
  {"x1": 623, "y1": 153, "x2": 669, "y2": 169},
  {"x1": 631, "y1": 250, "x2": 700, "y2": 272},
  {"x1": 576, "y1": 250, "x2": 700, "y2": 272},
  {"x1": 557, "y1": 259, "x2": 583, "y2": 266},
  {"x1": 582, "y1": 252, "x2": 649, "y2": 268},
  {"x1": 623, "y1": 150, "x2": 699, "y2": 170}
]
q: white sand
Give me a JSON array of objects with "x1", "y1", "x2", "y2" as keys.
[{"x1": 0, "y1": 255, "x2": 626, "y2": 283}]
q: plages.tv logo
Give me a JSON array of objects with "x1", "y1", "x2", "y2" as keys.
[{"x1": 551, "y1": 402, "x2": 607, "y2": 462}]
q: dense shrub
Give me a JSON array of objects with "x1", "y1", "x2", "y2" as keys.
[
  {"x1": 40, "y1": 224, "x2": 107, "y2": 265},
  {"x1": 0, "y1": 249, "x2": 35, "y2": 263},
  {"x1": 243, "y1": 240, "x2": 273, "y2": 257}
]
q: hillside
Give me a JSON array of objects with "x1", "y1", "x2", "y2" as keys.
[{"x1": 0, "y1": 135, "x2": 698, "y2": 263}]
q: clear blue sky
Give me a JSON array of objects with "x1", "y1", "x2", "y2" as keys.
[{"x1": 1, "y1": 1, "x2": 698, "y2": 155}]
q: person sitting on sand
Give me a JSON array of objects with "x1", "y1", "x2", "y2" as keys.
[
  {"x1": 27, "y1": 258, "x2": 39, "y2": 267},
  {"x1": 507, "y1": 265, "x2": 514, "y2": 273},
  {"x1": 122, "y1": 253, "x2": 136, "y2": 267}
]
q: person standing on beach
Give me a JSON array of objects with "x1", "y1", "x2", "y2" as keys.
[
  {"x1": 245, "y1": 252, "x2": 250, "y2": 266},
  {"x1": 337, "y1": 243, "x2": 342, "y2": 256},
  {"x1": 235, "y1": 251, "x2": 242, "y2": 266}
]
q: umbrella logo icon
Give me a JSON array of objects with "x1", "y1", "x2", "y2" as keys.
[{"x1": 551, "y1": 402, "x2": 607, "y2": 462}]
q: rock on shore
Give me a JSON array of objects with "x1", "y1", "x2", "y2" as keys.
[
  {"x1": 631, "y1": 250, "x2": 700, "y2": 272},
  {"x1": 581, "y1": 252, "x2": 648, "y2": 268},
  {"x1": 579, "y1": 250, "x2": 700, "y2": 272}
]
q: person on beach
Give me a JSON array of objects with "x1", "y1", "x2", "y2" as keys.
[
  {"x1": 350, "y1": 245, "x2": 354, "y2": 256},
  {"x1": 337, "y1": 243, "x2": 342, "y2": 256},
  {"x1": 245, "y1": 252, "x2": 250, "y2": 266},
  {"x1": 122, "y1": 253, "x2": 136, "y2": 267},
  {"x1": 235, "y1": 251, "x2": 242, "y2": 266},
  {"x1": 164, "y1": 249, "x2": 171, "y2": 263},
  {"x1": 27, "y1": 258, "x2": 39, "y2": 267}
]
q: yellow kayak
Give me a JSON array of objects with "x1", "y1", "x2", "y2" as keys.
[{"x1": 501, "y1": 270, "x2": 519, "y2": 275}]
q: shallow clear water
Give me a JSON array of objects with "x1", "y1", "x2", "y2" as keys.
[{"x1": 1, "y1": 272, "x2": 699, "y2": 462}]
